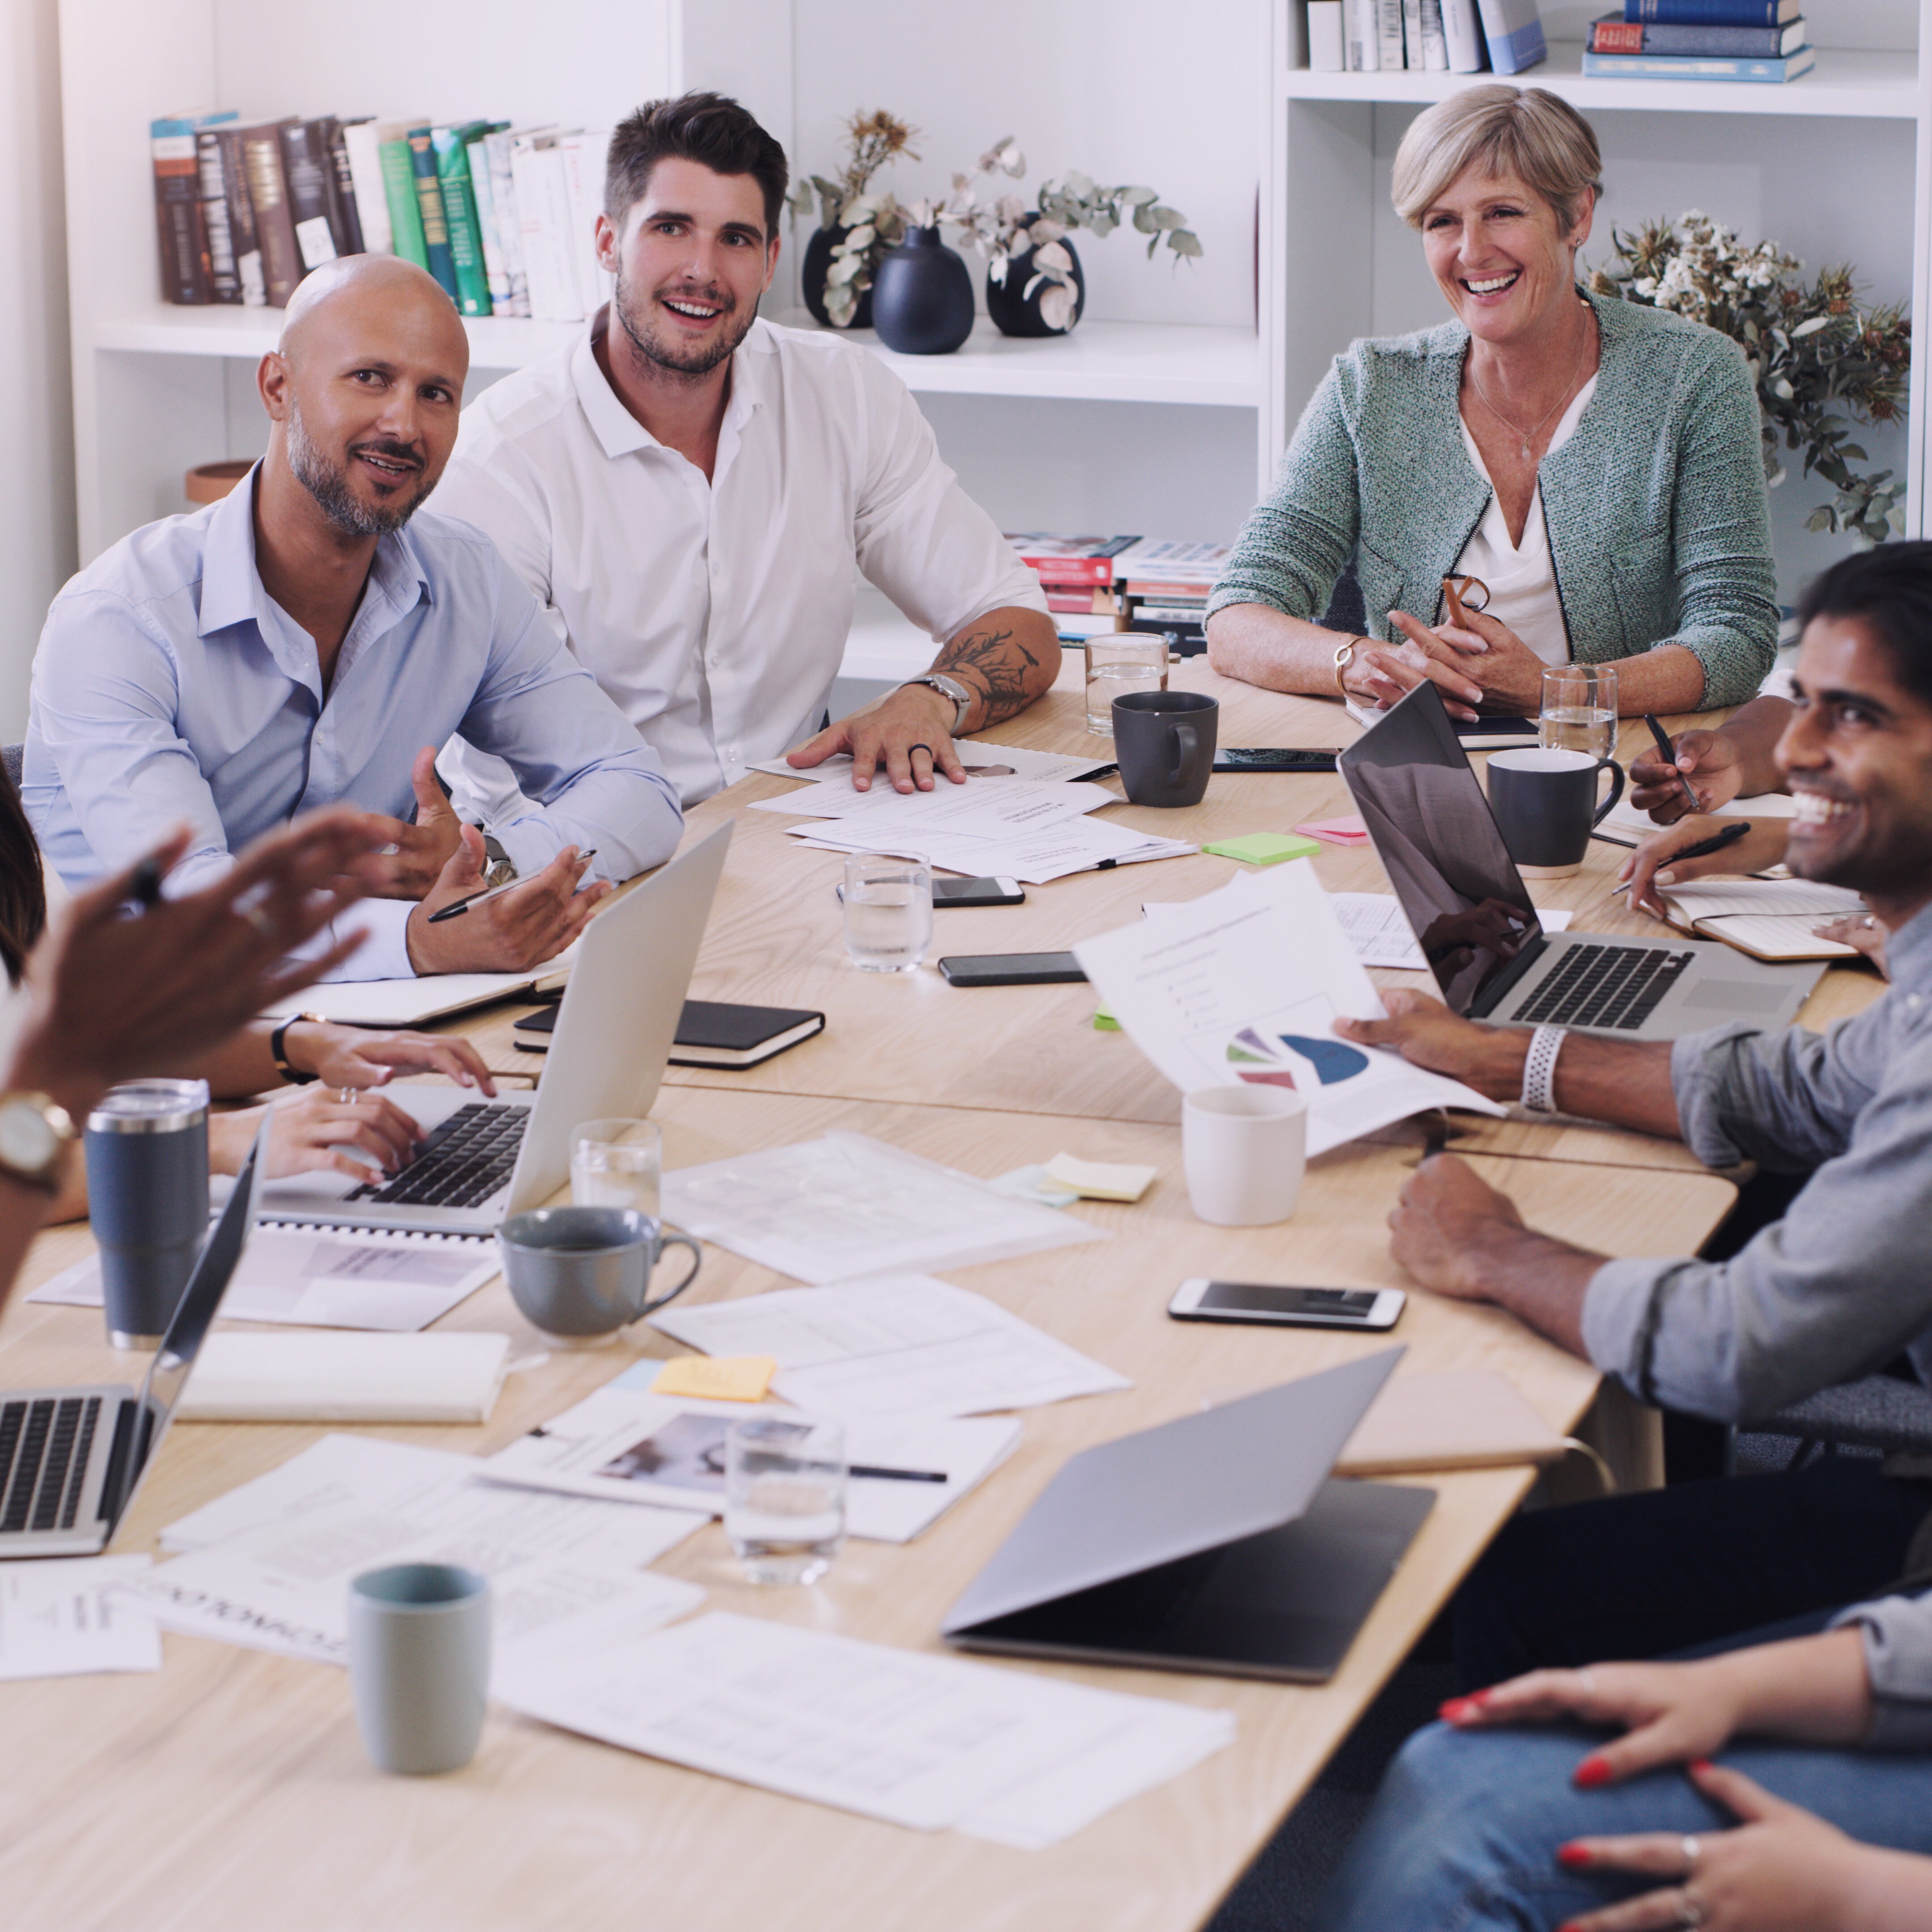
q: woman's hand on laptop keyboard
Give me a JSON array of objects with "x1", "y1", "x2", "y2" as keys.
[
  {"x1": 211, "y1": 1089, "x2": 426, "y2": 1182},
  {"x1": 275, "y1": 1021, "x2": 497, "y2": 1098}
]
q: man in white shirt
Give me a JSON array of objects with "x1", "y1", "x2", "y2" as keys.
[{"x1": 433, "y1": 92, "x2": 1057, "y2": 810}]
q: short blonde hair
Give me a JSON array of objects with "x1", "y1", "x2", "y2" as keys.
[{"x1": 1391, "y1": 85, "x2": 1602, "y2": 233}]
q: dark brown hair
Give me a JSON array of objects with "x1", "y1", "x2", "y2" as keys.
[
  {"x1": 605, "y1": 92, "x2": 789, "y2": 237},
  {"x1": 0, "y1": 765, "x2": 46, "y2": 987}
]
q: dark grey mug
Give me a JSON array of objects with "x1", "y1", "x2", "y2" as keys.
[
  {"x1": 1485, "y1": 748, "x2": 1626, "y2": 877},
  {"x1": 84, "y1": 1079, "x2": 211, "y2": 1349},
  {"x1": 1112, "y1": 691, "x2": 1219, "y2": 808},
  {"x1": 497, "y1": 1204, "x2": 700, "y2": 1347}
]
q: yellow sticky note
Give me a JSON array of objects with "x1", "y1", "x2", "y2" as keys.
[
  {"x1": 650, "y1": 1356, "x2": 778, "y2": 1402},
  {"x1": 1042, "y1": 1153, "x2": 1159, "y2": 1203}
]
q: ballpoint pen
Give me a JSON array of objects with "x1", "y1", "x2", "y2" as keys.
[
  {"x1": 1611, "y1": 820, "x2": 1753, "y2": 893},
  {"x1": 427, "y1": 850, "x2": 597, "y2": 923},
  {"x1": 849, "y1": 1465, "x2": 949, "y2": 1483},
  {"x1": 1643, "y1": 714, "x2": 1702, "y2": 814}
]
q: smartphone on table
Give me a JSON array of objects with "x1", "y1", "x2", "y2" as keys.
[
  {"x1": 1167, "y1": 1280, "x2": 1406, "y2": 1329},
  {"x1": 1211, "y1": 748, "x2": 1341, "y2": 773},
  {"x1": 937, "y1": 952, "x2": 1087, "y2": 987},
  {"x1": 932, "y1": 876, "x2": 1025, "y2": 907}
]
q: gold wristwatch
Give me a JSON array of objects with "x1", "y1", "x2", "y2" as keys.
[{"x1": 0, "y1": 1091, "x2": 76, "y2": 1192}]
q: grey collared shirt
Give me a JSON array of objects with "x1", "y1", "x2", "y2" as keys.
[{"x1": 1583, "y1": 901, "x2": 1932, "y2": 1419}]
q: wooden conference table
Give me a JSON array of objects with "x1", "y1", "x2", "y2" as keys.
[{"x1": 0, "y1": 661, "x2": 1860, "y2": 1932}]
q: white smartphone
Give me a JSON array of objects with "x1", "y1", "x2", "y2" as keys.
[{"x1": 1167, "y1": 1280, "x2": 1406, "y2": 1330}]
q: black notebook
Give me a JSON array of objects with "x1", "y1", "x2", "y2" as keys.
[{"x1": 514, "y1": 998, "x2": 825, "y2": 1068}]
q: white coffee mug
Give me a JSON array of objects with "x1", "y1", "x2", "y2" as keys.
[{"x1": 1182, "y1": 1086, "x2": 1309, "y2": 1226}]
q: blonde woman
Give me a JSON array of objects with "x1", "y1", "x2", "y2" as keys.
[{"x1": 1208, "y1": 86, "x2": 1776, "y2": 718}]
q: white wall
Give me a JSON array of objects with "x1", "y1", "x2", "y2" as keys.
[{"x1": 0, "y1": 0, "x2": 76, "y2": 740}]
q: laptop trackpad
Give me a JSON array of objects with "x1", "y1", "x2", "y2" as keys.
[{"x1": 1681, "y1": 982, "x2": 1796, "y2": 1015}]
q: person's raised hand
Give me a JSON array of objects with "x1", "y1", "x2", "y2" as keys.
[
  {"x1": 788, "y1": 682, "x2": 968, "y2": 795},
  {"x1": 280, "y1": 1021, "x2": 496, "y2": 1097},
  {"x1": 1618, "y1": 817, "x2": 1789, "y2": 921},
  {"x1": 351, "y1": 746, "x2": 467, "y2": 898},
  {"x1": 1630, "y1": 727, "x2": 1743, "y2": 825},
  {"x1": 405, "y1": 827, "x2": 608, "y2": 974},
  {"x1": 209, "y1": 1088, "x2": 426, "y2": 1183},
  {"x1": 1378, "y1": 607, "x2": 1550, "y2": 716},
  {"x1": 1553, "y1": 1764, "x2": 1878, "y2": 1932},
  {"x1": 8, "y1": 809, "x2": 378, "y2": 1117},
  {"x1": 1386, "y1": 1150, "x2": 1529, "y2": 1300},
  {"x1": 1335, "y1": 988, "x2": 1525, "y2": 1100}
]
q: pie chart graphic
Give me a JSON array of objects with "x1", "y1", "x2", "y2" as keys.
[{"x1": 1277, "y1": 1035, "x2": 1370, "y2": 1085}]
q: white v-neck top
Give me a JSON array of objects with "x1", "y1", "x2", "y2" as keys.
[{"x1": 1451, "y1": 374, "x2": 1598, "y2": 666}]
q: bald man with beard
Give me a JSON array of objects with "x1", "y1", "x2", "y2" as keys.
[{"x1": 24, "y1": 256, "x2": 681, "y2": 981}]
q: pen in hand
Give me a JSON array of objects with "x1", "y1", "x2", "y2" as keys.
[
  {"x1": 1612, "y1": 820, "x2": 1753, "y2": 894},
  {"x1": 125, "y1": 856, "x2": 164, "y2": 911},
  {"x1": 427, "y1": 850, "x2": 597, "y2": 923},
  {"x1": 1643, "y1": 714, "x2": 1702, "y2": 814}
]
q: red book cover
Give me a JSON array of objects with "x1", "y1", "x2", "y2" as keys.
[{"x1": 1590, "y1": 18, "x2": 1646, "y2": 47}]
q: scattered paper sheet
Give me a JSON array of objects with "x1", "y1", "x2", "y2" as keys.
[
  {"x1": 28, "y1": 1225, "x2": 497, "y2": 1333},
  {"x1": 751, "y1": 775, "x2": 1111, "y2": 828},
  {"x1": 661, "y1": 1131, "x2": 1103, "y2": 1284},
  {"x1": 754, "y1": 745, "x2": 1115, "y2": 785},
  {"x1": 793, "y1": 815, "x2": 1194, "y2": 882},
  {"x1": 492, "y1": 1608, "x2": 1234, "y2": 1841},
  {"x1": 1074, "y1": 864, "x2": 1506, "y2": 1157},
  {"x1": 480, "y1": 1386, "x2": 1023, "y2": 1544},
  {"x1": 644, "y1": 1275, "x2": 1131, "y2": 1419},
  {"x1": 1040, "y1": 1155, "x2": 1157, "y2": 1203},
  {"x1": 0, "y1": 1556, "x2": 161, "y2": 1679},
  {"x1": 1328, "y1": 892, "x2": 1571, "y2": 971},
  {"x1": 650, "y1": 1356, "x2": 777, "y2": 1402}
]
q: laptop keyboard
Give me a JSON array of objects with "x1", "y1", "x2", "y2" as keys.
[
  {"x1": 346, "y1": 1102, "x2": 527, "y2": 1210},
  {"x1": 0, "y1": 1394, "x2": 102, "y2": 1534},
  {"x1": 1508, "y1": 943, "x2": 1696, "y2": 1032}
]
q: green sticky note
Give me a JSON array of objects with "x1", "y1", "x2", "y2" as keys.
[
  {"x1": 1093, "y1": 1002, "x2": 1119, "y2": 1031},
  {"x1": 1200, "y1": 833, "x2": 1322, "y2": 866}
]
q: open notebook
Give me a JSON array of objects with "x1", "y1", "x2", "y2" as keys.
[{"x1": 1653, "y1": 877, "x2": 1867, "y2": 963}]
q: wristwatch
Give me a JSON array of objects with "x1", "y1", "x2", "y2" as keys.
[
  {"x1": 0, "y1": 1091, "x2": 76, "y2": 1193},
  {"x1": 899, "y1": 673, "x2": 974, "y2": 738}
]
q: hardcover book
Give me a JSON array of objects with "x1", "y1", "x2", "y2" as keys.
[
  {"x1": 340, "y1": 118, "x2": 394, "y2": 256},
  {"x1": 407, "y1": 125, "x2": 462, "y2": 301},
  {"x1": 326, "y1": 119, "x2": 366, "y2": 255},
  {"x1": 213, "y1": 125, "x2": 266, "y2": 305},
  {"x1": 1475, "y1": 0, "x2": 1546, "y2": 72},
  {"x1": 152, "y1": 115, "x2": 213, "y2": 304},
  {"x1": 278, "y1": 119, "x2": 341, "y2": 272},
  {"x1": 1580, "y1": 45, "x2": 1814, "y2": 77},
  {"x1": 377, "y1": 123, "x2": 430, "y2": 271},
  {"x1": 1623, "y1": 0, "x2": 1799, "y2": 21},
  {"x1": 432, "y1": 122, "x2": 495, "y2": 316},
  {"x1": 237, "y1": 119, "x2": 304, "y2": 307},
  {"x1": 1590, "y1": 9, "x2": 1805, "y2": 53},
  {"x1": 194, "y1": 126, "x2": 241, "y2": 303}
]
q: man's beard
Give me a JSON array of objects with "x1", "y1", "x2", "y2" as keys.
[
  {"x1": 611, "y1": 263, "x2": 759, "y2": 380},
  {"x1": 286, "y1": 399, "x2": 435, "y2": 537}
]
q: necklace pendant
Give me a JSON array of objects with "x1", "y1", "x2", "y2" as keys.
[{"x1": 1520, "y1": 441, "x2": 1533, "y2": 461}]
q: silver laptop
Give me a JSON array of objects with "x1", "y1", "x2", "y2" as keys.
[
  {"x1": 943, "y1": 1349, "x2": 1433, "y2": 1682},
  {"x1": 258, "y1": 822, "x2": 732, "y2": 1234},
  {"x1": 1339, "y1": 682, "x2": 1823, "y2": 1038},
  {"x1": 1, "y1": 1123, "x2": 267, "y2": 1559}
]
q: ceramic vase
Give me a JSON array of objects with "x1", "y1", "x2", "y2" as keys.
[
  {"x1": 984, "y1": 218, "x2": 1086, "y2": 338},
  {"x1": 870, "y1": 227, "x2": 975, "y2": 356},
  {"x1": 801, "y1": 225, "x2": 873, "y2": 330}
]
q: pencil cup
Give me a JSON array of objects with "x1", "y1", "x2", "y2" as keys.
[
  {"x1": 84, "y1": 1079, "x2": 211, "y2": 1349},
  {"x1": 347, "y1": 1563, "x2": 490, "y2": 1776},
  {"x1": 1182, "y1": 1086, "x2": 1308, "y2": 1226}
]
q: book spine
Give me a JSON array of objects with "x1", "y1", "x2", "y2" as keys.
[
  {"x1": 1346, "y1": 0, "x2": 1381, "y2": 68},
  {"x1": 152, "y1": 119, "x2": 212, "y2": 304},
  {"x1": 1306, "y1": 0, "x2": 1347, "y2": 68},
  {"x1": 1580, "y1": 46, "x2": 1809, "y2": 76},
  {"x1": 214, "y1": 127, "x2": 265, "y2": 306},
  {"x1": 1624, "y1": 0, "x2": 1784, "y2": 21},
  {"x1": 326, "y1": 120, "x2": 366, "y2": 254},
  {"x1": 241, "y1": 129, "x2": 304, "y2": 308},
  {"x1": 1375, "y1": 0, "x2": 1408, "y2": 67},
  {"x1": 407, "y1": 127, "x2": 462, "y2": 301},
  {"x1": 1401, "y1": 0, "x2": 1424, "y2": 64},
  {"x1": 195, "y1": 129, "x2": 241, "y2": 303},
  {"x1": 558, "y1": 131, "x2": 614, "y2": 317},
  {"x1": 1020, "y1": 555, "x2": 1117, "y2": 585},
  {"x1": 484, "y1": 131, "x2": 531, "y2": 316},
  {"x1": 432, "y1": 126, "x2": 494, "y2": 316},
  {"x1": 512, "y1": 142, "x2": 580, "y2": 322},
  {"x1": 1474, "y1": 0, "x2": 1547, "y2": 72},
  {"x1": 379, "y1": 136, "x2": 429, "y2": 270},
  {"x1": 1441, "y1": 0, "x2": 1487, "y2": 67},
  {"x1": 1416, "y1": 0, "x2": 1450, "y2": 67},
  {"x1": 341, "y1": 120, "x2": 393, "y2": 255},
  {"x1": 466, "y1": 128, "x2": 512, "y2": 310},
  {"x1": 1593, "y1": 17, "x2": 1796, "y2": 52},
  {"x1": 278, "y1": 120, "x2": 339, "y2": 272}
]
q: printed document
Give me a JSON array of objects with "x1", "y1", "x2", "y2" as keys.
[
  {"x1": 794, "y1": 813, "x2": 1195, "y2": 882},
  {"x1": 753, "y1": 745, "x2": 1114, "y2": 785},
  {"x1": 750, "y1": 775, "x2": 1111, "y2": 830},
  {"x1": 492, "y1": 1608, "x2": 1234, "y2": 1841},
  {"x1": 1074, "y1": 862, "x2": 1506, "y2": 1156},
  {"x1": 0, "y1": 1555, "x2": 160, "y2": 1679},
  {"x1": 480, "y1": 1387, "x2": 1022, "y2": 1543},
  {"x1": 660, "y1": 1131, "x2": 1102, "y2": 1284},
  {"x1": 644, "y1": 1274, "x2": 1130, "y2": 1418}
]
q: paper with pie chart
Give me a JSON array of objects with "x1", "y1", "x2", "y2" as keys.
[{"x1": 1073, "y1": 862, "x2": 1505, "y2": 1157}]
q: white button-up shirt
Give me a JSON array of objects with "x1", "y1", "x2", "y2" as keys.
[{"x1": 432, "y1": 311, "x2": 1046, "y2": 808}]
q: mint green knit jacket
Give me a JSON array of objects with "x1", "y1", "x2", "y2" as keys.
[{"x1": 1209, "y1": 289, "x2": 1778, "y2": 707}]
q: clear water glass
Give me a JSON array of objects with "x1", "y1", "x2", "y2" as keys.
[
  {"x1": 1085, "y1": 636, "x2": 1170, "y2": 735},
  {"x1": 724, "y1": 1415, "x2": 847, "y2": 1586},
  {"x1": 842, "y1": 852, "x2": 932, "y2": 972},
  {"x1": 569, "y1": 1118, "x2": 662, "y2": 1219},
  {"x1": 1539, "y1": 663, "x2": 1618, "y2": 762}
]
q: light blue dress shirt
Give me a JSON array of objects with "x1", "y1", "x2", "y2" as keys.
[{"x1": 24, "y1": 467, "x2": 682, "y2": 979}]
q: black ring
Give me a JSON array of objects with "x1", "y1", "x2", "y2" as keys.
[{"x1": 907, "y1": 743, "x2": 934, "y2": 758}]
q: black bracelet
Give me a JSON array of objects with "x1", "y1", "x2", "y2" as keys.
[{"x1": 269, "y1": 1015, "x2": 322, "y2": 1084}]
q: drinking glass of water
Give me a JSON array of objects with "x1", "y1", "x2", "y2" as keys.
[
  {"x1": 570, "y1": 1118, "x2": 661, "y2": 1218},
  {"x1": 842, "y1": 852, "x2": 932, "y2": 972},
  {"x1": 1085, "y1": 635, "x2": 1170, "y2": 736},
  {"x1": 724, "y1": 1415, "x2": 846, "y2": 1586},
  {"x1": 1539, "y1": 663, "x2": 1618, "y2": 762}
]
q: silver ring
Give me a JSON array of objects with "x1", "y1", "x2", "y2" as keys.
[
  {"x1": 1681, "y1": 1835, "x2": 1701, "y2": 1873},
  {"x1": 337, "y1": 1087, "x2": 355, "y2": 1106},
  {"x1": 1676, "y1": 1886, "x2": 1705, "y2": 1928}
]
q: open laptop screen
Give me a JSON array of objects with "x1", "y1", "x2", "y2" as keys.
[{"x1": 1338, "y1": 682, "x2": 1544, "y2": 1016}]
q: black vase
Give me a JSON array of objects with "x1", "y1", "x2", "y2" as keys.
[
  {"x1": 985, "y1": 218, "x2": 1086, "y2": 338},
  {"x1": 801, "y1": 225, "x2": 873, "y2": 330},
  {"x1": 870, "y1": 227, "x2": 975, "y2": 356}
]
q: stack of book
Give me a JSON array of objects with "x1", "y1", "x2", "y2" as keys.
[
  {"x1": 1306, "y1": 0, "x2": 1546, "y2": 76},
  {"x1": 150, "y1": 110, "x2": 613, "y2": 320},
  {"x1": 1001, "y1": 535, "x2": 1234, "y2": 652},
  {"x1": 1004, "y1": 535, "x2": 1139, "y2": 618},
  {"x1": 1581, "y1": 0, "x2": 1813, "y2": 81}
]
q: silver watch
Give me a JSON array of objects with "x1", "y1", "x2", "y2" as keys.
[
  {"x1": 900, "y1": 673, "x2": 973, "y2": 738},
  {"x1": 0, "y1": 1091, "x2": 76, "y2": 1192}
]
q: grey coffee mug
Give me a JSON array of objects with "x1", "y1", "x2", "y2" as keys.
[
  {"x1": 348, "y1": 1563, "x2": 490, "y2": 1776},
  {"x1": 497, "y1": 1204, "x2": 701, "y2": 1345},
  {"x1": 1112, "y1": 690, "x2": 1219, "y2": 807},
  {"x1": 1486, "y1": 747, "x2": 1627, "y2": 877}
]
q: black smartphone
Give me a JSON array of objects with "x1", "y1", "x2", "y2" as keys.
[
  {"x1": 1168, "y1": 1280, "x2": 1406, "y2": 1329},
  {"x1": 937, "y1": 952, "x2": 1087, "y2": 987},
  {"x1": 932, "y1": 876, "x2": 1026, "y2": 908},
  {"x1": 1211, "y1": 747, "x2": 1341, "y2": 773}
]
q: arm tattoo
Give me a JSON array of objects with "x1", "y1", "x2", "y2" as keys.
[{"x1": 933, "y1": 627, "x2": 1041, "y2": 729}]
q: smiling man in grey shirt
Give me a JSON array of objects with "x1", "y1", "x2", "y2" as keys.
[{"x1": 1336, "y1": 539, "x2": 1932, "y2": 1681}]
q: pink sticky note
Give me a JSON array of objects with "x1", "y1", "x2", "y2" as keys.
[{"x1": 1296, "y1": 815, "x2": 1370, "y2": 846}]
